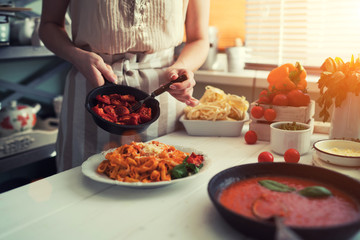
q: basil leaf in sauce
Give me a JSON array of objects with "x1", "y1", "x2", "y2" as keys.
[
  {"x1": 297, "y1": 186, "x2": 332, "y2": 198},
  {"x1": 258, "y1": 180, "x2": 296, "y2": 192}
]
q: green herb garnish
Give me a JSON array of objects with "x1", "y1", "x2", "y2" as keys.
[
  {"x1": 298, "y1": 186, "x2": 333, "y2": 198},
  {"x1": 170, "y1": 156, "x2": 203, "y2": 179},
  {"x1": 259, "y1": 180, "x2": 332, "y2": 199},
  {"x1": 278, "y1": 122, "x2": 308, "y2": 131},
  {"x1": 259, "y1": 180, "x2": 296, "y2": 192}
]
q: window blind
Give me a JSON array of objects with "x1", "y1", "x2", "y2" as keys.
[{"x1": 245, "y1": 0, "x2": 360, "y2": 67}]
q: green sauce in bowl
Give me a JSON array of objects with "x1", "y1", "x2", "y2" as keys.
[{"x1": 278, "y1": 122, "x2": 308, "y2": 131}]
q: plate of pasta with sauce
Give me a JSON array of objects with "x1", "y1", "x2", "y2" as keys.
[{"x1": 81, "y1": 141, "x2": 209, "y2": 188}]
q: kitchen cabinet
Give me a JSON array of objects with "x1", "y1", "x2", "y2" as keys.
[
  {"x1": 0, "y1": 45, "x2": 67, "y2": 192},
  {"x1": 0, "y1": 45, "x2": 54, "y2": 59}
]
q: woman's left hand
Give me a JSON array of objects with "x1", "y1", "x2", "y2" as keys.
[{"x1": 165, "y1": 68, "x2": 199, "y2": 107}]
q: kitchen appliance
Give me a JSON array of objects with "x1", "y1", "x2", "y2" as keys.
[
  {"x1": 0, "y1": 12, "x2": 10, "y2": 45},
  {"x1": 0, "y1": 100, "x2": 41, "y2": 137},
  {"x1": 200, "y1": 26, "x2": 218, "y2": 70},
  {"x1": 226, "y1": 38, "x2": 248, "y2": 73}
]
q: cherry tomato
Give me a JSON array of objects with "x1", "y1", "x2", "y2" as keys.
[
  {"x1": 251, "y1": 105, "x2": 264, "y2": 119},
  {"x1": 272, "y1": 94, "x2": 289, "y2": 106},
  {"x1": 284, "y1": 148, "x2": 300, "y2": 163},
  {"x1": 258, "y1": 90, "x2": 272, "y2": 104},
  {"x1": 244, "y1": 130, "x2": 257, "y2": 144},
  {"x1": 259, "y1": 89, "x2": 268, "y2": 98},
  {"x1": 286, "y1": 89, "x2": 310, "y2": 107},
  {"x1": 258, "y1": 151, "x2": 274, "y2": 162},
  {"x1": 263, "y1": 108, "x2": 277, "y2": 122},
  {"x1": 258, "y1": 96, "x2": 271, "y2": 104}
]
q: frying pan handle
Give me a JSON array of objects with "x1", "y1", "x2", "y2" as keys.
[
  {"x1": 102, "y1": 75, "x2": 116, "y2": 85},
  {"x1": 152, "y1": 75, "x2": 188, "y2": 97}
]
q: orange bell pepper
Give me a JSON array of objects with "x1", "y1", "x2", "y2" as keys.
[{"x1": 267, "y1": 62, "x2": 307, "y2": 92}]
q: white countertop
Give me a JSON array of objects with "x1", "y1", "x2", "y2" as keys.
[{"x1": 0, "y1": 127, "x2": 359, "y2": 240}]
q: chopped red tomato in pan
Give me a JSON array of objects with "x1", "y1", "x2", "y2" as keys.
[{"x1": 91, "y1": 94, "x2": 152, "y2": 125}]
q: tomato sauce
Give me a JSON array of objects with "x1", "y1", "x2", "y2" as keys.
[{"x1": 219, "y1": 176, "x2": 360, "y2": 227}]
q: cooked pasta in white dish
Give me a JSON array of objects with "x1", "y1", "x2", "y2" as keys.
[{"x1": 184, "y1": 86, "x2": 249, "y2": 121}]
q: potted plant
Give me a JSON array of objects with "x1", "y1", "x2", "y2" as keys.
[{"x1": 317, "y1": 55, "x2": 360, "y2": 140}]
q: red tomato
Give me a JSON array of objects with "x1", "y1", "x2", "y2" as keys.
[
  {"x1": 286, "y1": 89, "x2": 310, "y2": 107},
  {"x1": 263, "y1": 108, "x2": 277, "y2": 122},
  {"x1": 186, "y1": 153, "x2": 204, "y2": 167},
  {"x1": 258, "y1": 90, "x2": 273, "y2": 104},
  {"x1": 244, "y1": 130, "x2": 257, "y2": 144},
  {"x1": 272, "y1": 94, "x2": 289, "y2": 106},
  {"x1": 251, "y1": 106, "x2": 264, "y2": 119},
  {"x1": 258, "y1": 151, "x2": 274, "y2": 162},
  {"x1": 259, "y1": 89, "x2": 268, "y2": 97},
  {"x1": 284, "y1": 148, "x2": 300, "y2": 163},
  {"x1": 258, "y1": 96, "x2": 271, "y2": 104}
]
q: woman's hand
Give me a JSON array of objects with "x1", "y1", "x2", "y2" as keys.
[
  {"x1": 165, "y1": 68, "x2": 199, "y2": 107},
  {"x1": 163, "y1": 0, "x2": 210, "y2": 107},
  {"x1": 71, "y1": 49, "x2": 117, "y2": 88},
  {"x1": 39, "y1": 0, "x2": 117, "y2": 88}
]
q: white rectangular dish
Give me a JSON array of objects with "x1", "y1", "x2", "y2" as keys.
[{"x1": 179, "y1": 114, "x2": 249, "y2": 137}]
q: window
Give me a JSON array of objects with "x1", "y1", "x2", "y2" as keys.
[
  {"x1": 209, "y1": 0, "x2": 246, "y2": 51},
  {"x1": 245, "y1": 0, "x2": 360, "y2": 68}
]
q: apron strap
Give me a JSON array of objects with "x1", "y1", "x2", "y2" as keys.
[{"x1": 98, "y1": 48, "x2": 175, "y2": 87}]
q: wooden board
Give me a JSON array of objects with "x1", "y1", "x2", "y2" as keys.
[{"x1": 0, "y1": 7, "x2": 32, "y2": 12}]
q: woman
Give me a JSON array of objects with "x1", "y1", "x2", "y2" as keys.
[{"x1": 39, "y1": 0, "x2": 210, "y2": 171}]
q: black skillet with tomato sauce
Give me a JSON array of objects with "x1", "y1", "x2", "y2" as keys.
[{"x1": 219, "y1": 175, "x2": 360, "y2": 227}]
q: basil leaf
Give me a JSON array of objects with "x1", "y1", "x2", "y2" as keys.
[
  {"x1": 185, "y1": 163, "x2": 198, "y2": 173},
  {"x1": 298, "y1": 186, "x2": 332, "y2": 198},
  {"x1": 170, "y1": 164, "x2": 188, "y2": 179},
  {"x1": 258, "y1": 180, "x2": 296, "y2": 192}
]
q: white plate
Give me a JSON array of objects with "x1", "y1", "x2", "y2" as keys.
[
  {"x1": 180, "y1": 113, "x2": 249, "y2": 137},
  {"x1": 81, "y1": 145, "x2": 209, "y2": 188},
  {"x1": 313, "y1": 139, "x2": 360, "y2": 167}
]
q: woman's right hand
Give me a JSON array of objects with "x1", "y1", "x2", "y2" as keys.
[{"x1": 72, "y1": 49, "x2": 118, "y2": 88}]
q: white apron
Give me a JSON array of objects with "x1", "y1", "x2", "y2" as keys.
[{"x1": 56, "y1": 47, "x2": 185, "y2": 171}]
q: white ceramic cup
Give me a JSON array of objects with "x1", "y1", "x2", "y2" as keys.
[{"x1": 270, "y1": 121, "x2": 311, "y2": 155}]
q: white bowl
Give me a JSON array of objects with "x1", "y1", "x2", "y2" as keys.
[
  {"x1": 270, "y1": 121, "x2": 311, "y2": 155},
  {"x1": 313, "y1": 139, "x2": 360, "y2": 167},
  {"x1": 179, "y1": 114, "x2": 249, "y2": 137}
]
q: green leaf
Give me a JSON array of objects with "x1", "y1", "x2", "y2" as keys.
[
  {"x1": 258, "y1": 180, "x2": 296, "y2": 193},
  {"x1": 170, "y1": 164, "x2": 188, "y2": 179},
  {"x1": 298, "y1": 186, "x2": 332, "y2": 198}
]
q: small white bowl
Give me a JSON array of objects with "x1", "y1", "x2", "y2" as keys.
[
  {"x1": 179, "y1": 114, "x2": 249, "y2": 137},
  {"x1": 313, "y1": 139, "x2": 360, "y2": 167},
  {"x1": 270, "y1": 121, "x2": 311, "y2": 155}
]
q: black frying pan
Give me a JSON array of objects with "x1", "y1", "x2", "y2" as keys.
[
  {"x1": 208, "y1": 163, "x2": 360, "y2": 240},
  {"x1": 85, "y1": 83, "x2": 160, "y2": 135}
]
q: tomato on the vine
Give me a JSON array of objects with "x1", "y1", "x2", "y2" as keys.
[
  {"x1": 284, "y1": 148, "x2": 300, "y2": 163},
  {"x1": 251, "y1": 106, "x2": 264, "y2": 119},
  {"x1": 258, "y1": 96, "x2": 271, "y2": 104},
  {"x1": 244, "y1": 130, "x2": 257, "y2": 144},
  {"x1": 264, "y1": 108, "x2": 276, "y2": 122},
  {"x1": 287, "y1": 89, "x2": 310, "y2": 107},
  {"x1": 259, "y1": 90, "x2": 268, "y2": 97},
  {"x1": 272, "y1": 94, "x2": 289, "y2": 106},
  {"x1": 258, "y1": 90, "x2": 272, "y2": 104},
  {"x1": 258, "y1": 151, "x2": 274, "y2": 162}
]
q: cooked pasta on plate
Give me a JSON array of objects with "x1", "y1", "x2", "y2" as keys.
[{"x1": 81, "y1": 141, "x2": 208, "y2": 188}]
